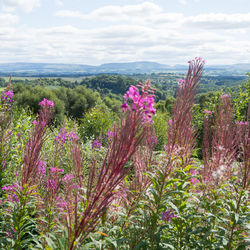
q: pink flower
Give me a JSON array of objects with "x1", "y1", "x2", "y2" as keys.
[
  {"x1": 68, "y1": 132, "x2": 79, "y2": 140},
  {"x1": 92, "y1": 140, "x2": 102, "y2": 150},
  {"x1": 121, "y1": 102, "x2": 128, "y2": 111},
  {"x1": 122, "y1": 81, "x2": 156, "y2": 122},
  {"x1": 125, "y1": 86, "x2": 140, "y2": 101},
  {"x1": 204, "y1": 110, "x2": 212, "y2": 115},
  {"x1": 106, "y1": 130, "x2": 114, "y2": 138},
  {"x1": 32, "y1": 120, "x2": 38, "y2": 125},
  {"x1": 54, "y1": 128, "x2": 67, "y2": 145},
  {"x1": 150, "y1": 107, "x2": 156, "y2": 115},
  {"x1": 50, "y1": 167, "x2": 64, "y2": 173},
  {"x1": 47, "y1": 179, "x2": 57, "y2": 191},
  {"x1": 38, "y1": 161, "x2": 46, "y2": 177},
  {"x1": 162, "y1": 210, "x2": 178, "y2": 221},
  {"x1": 63, "y1": 174, "x2": 74, "y2": 182},
  {"x1": 50, "y1": 167, "x2": 56, "y2": 173},
  {"x1": 191, "y1": 178, "x2": 199, "y2": 184},
  {"x1": 178, "y1": 79, "x2": 185, "y2": 87},
  {"x1": 221, "y1": 94, "x2": 230, "y2": 99},
  {"x1": 190, "y1": 170, "x2": 199, "y2": 175},
  {"x1": 1, "y1": 91, "x2": 14, "y2": 102},
  {"x1": 39, "y1": 98, "x2": 54, "y2": 108}
]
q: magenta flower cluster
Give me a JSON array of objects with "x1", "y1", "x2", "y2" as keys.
[
  {"x1": 5, "y1": 227, "x2": 16, "y2": 239},
  {"x1": 150, "y1": 136, "x2": 157, "y2": 146},
  {"x1": 1, "y1": 184, "x2": 19, "y2": 192},
  {"x1": 1, "y1": 90, "x2": 14, "y2": 102},
  {"x1": 54, "y1": 128, "x2": 67, "y2": 145},
  {"x1": 54, "y1": 128, "x2": 79, "y2": 145},
  {"x1": 50, "y1": 167, "x2": 64, "y2": 173},
  {"x1": 38, "y1": 161, "x2": 47, "y2": 178},
  {"x1": 46, "y1": 168, "x2": 64, "y2": 193},
  {"x1": 121, "y1": 85, "x2": 156, "y2": 122},
  {"x1": 235, "y1": 121, "x2": 248, "y2": 126},
  {"x1": 106, "y1": 130, "x2": 114, "y2": 138},
  {"x1": 162, "y1": 210, "x2": 178, "y2": 222},
  {"x1": 178, "y1": 78, "x2": 185, "y2": 88},
  {"x1": 1, "y1": 184, "x2": 20, "y2": 203},
  {"x1": 204, "y1": 109, "x2": 212, "y2": 116},
  {"x1": 190, "y1": 170, "x2": 199, "y2": 185},
  {"x1": 221, "y1": 94, "x2": 230, "y2": 99},
  {"x1": 92, "y1": 139, "x2": 102, "y2": 150},
  {"x1": 39, "y1": 98, "x2": 54, "y2": 108}
]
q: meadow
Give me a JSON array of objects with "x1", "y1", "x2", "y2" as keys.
[{"x1": 0, "y1": 57, "x2": 249, "y2": 249}]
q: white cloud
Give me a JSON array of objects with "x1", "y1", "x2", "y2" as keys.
[
  {"x1": 55, "y1": 0, "x2": 63, "y2": 7},
  {"x1": 1, "y1": 21, "x2": 249, "y2": 65},
  {"x1": 55, "y1": 3, "x2": 250, "y2": 31},
  {"x1": 55, "y1": 10, "x2": 83, "y2": 18},
  {"x1": 179, "y1": 0, "x2": 187, "y2": 4},
  {"x1": 186, "y1": 13, "x2": 250, "y2": 29},
  {"x1": 1, "y1": 0, "x2": 40, "y2": 12},
  {"x1": 0, "y1": 1, "x2": 250, "y2": 64},
  {"x1": 179, "y1": 0, "x2": 200, "y2": 4},
  {"x1": 0, "y1": 12, "x2": 19, "y2": 26},
  {"x1": 55, "y1": 2, "x2": 162, "y2": 22}
]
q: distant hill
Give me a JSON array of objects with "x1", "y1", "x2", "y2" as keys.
[{"x1": 0, "y1": 61, "x2": 249, "y2": 76}]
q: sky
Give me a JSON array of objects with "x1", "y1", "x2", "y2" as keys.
[{"x1": 0, "y1": 0, "x2": 250, "y2": 65}]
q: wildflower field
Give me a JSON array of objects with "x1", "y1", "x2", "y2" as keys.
[{"x1": 0, "y1": 58, "x2": 249, "y2": 249}]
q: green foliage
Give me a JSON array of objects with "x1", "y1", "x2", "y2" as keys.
[
  {"x1": 13, "y1": 84, "x2": 101, "y2": 122},
  {"x1": 81, "y1": 75, "x2": 138, "y2": 96},
  {"x1": 0, "y1": 186, "x2": 39, "y2": 249},
  {"x1": 152, "y1": 111, "x2": 169, "y2": 151},
  {"x1": 230, "y1": 75, "x2": 250, "y2": 121},
  {"x1": 0, "y1": 78, "x2": 6, "y2": 87},
  {"x1": 79, "y1": 103, "x2": 118, "y2": 142}
]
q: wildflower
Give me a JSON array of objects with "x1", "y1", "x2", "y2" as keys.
[
  {"x1": 47, "y1": 179, "x2": 57, "y2": 191},
  {"x1": 191, "y1": 177, "x2": 199, "y2": 185},
  {"x1": 63, "y1": 174, "x2": 74, "y2": 183},
  {"x1": 68, "y1": 131, "x2": 79, "y2": 140},
  {"x1": 39, "y1": 98, "x2": 54, "y2": 108},
  {"x1": 124, "y1": 86, "x2": 140, "y2": 102},
  {"x1": 121, "y1": 102, "x2": 128, "y2": 111},
  {"x1": 121, "y1": 81, "x2": 156, "y2": 123},
  {"x1": 150, "y1": 136, "x2": 157, "y2": 146},
  {"x1": 50, "y1": 167, "x2": 56, "y2": 173},
  {"x1": 54, "y1": 127, "x2": 68, "y2": 145},
  {"x1": 178, "y1": 78, "x2": 185, "y2": 88},
  {"x1": 235, "y1": 121, "x2": 248, "y2": 126},
  {"x1": 106, "y1": 130, "x2": 114, "y2": 138},
  {"x1": 204, "y1": 109, "x2": 212, "y2": 115},
  {"x1": 32, "y1": 120, "x2": 38, "y2": 125},
  {"x1": 162, "y1": 210, "x2": 177, "y2": 222},
  {"x1": 38, "y1": 161, "x2": 46, "y2": 177},
  {"x1": 1, "y1": 184, "x2": 20, "y2": 203},
  {"x1": 50, "y1": 167, "x2": 64, "y2": 173},
  {"x1": 221, "y1": 94, "x2": 230, "y2": 99},
  {"x1": 1, "y1": 90, "x2": 14, "y2": 102},
  {"x1": 92, "y1": 139, "x2": 102, "y2": 150}
]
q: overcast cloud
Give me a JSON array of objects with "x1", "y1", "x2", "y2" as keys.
[{"x1": 0, "y1": 0, "x2": 249, "y2": 65}]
